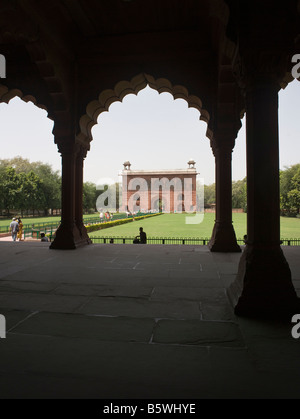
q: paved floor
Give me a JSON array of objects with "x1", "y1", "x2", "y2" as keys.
[{"x1": 0, "y1": 241, "x2": 299, "y2": 399}]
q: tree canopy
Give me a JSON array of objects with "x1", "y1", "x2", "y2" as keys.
[
  {"x1": 0, "y1": 156, "x2": 101, "y2": 216},
  {"x1": 0, "y1": 157, "x2": 61, "y2": 216},
  {"x1": 280, "y1": 164, "x2": 300, "y2": 217}
]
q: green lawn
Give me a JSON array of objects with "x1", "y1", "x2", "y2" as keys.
[
  {"x1": 1, "y1": 212, "x2": 299, "y2": 239},
  {"x1": 88, "y1": 213, "x2": 300, "y2": 239}
]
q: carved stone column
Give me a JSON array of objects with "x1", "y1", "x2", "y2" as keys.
[
  {"x1": 229, "y1": 57, "x2": 300, "y2": 319},
  {"x1": 75, "y1": 145, "x2": 92, "y2": 245},
  {"x1": 208, "y1": 136, "x2": 241, "y2": 253},
  {"x1": 50, "y1": 139, "x2": 82, "y2": 249}
]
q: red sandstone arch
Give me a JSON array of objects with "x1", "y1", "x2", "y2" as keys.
[
  {"x1": 0, "y1": 38, "x2": 70, "y2": 136},
  {"x1": 0, "y1": 84, "x2": 49, "y2": 113},
  {"x1": 78, "y1": 73, "x2": 213, "y2": 147}
]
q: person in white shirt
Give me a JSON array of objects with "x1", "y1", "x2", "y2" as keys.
[{"x1": 9, "y1": 218, "x2": 19, "y2": 242}]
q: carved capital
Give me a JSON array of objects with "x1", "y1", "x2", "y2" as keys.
[
  {"x1": 210, "y1": 136, "x2": 235, "y2": 157},
  {"x1": 210, "y1": 117, "x2": 241, "y2": 156},
  {"x1": 234, "y1": 49, "x2": 291, "y2": 93},
  {"x1": 56, "y1": 138, "x2": 77, "y2": 155},
  {"x1": 75, "y1": 142, "x2": 89, "y2": 160}
]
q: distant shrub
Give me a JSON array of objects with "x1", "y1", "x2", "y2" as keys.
[{"x1": 85, "y1": 213, "x2": 163, "y2": 233}]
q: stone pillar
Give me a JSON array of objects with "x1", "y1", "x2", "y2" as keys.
[
  {"x1": 75, "y1": 145, "x2": 92, "y2": 245},
  {"x1": 50, "y1": 140, "x2": 82, "y2": 249},
  {"x1": 208, "y1": 138, "x2": 241, "y2": 252},
  {"x1": 229, "y1": 79, "x2": 300, "y2": 319}
]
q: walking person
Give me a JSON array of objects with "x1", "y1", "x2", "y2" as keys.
[
  {"x1": 17, "y1": 218, "x2": 23, "y2": 241},
  {"x1": 9, "y1": 218, "x2": 19, "y2": 242}
]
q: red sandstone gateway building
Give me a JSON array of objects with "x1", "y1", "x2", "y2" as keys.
[{"x1": 121, "y1": 160, "x2": 198, "y2": 213}]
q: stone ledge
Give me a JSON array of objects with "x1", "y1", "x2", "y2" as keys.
[{"x1": 153, "y1": 319, "x2": 245, "y2": 347}]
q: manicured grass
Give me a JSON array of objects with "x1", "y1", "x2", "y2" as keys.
[
  {"x1": 88, "y1": 212, "x2": 300, "y2": 239},
  {"x1": 1, "y1": 212, "x2": 299, "y2": 238},
  {"x1": 279, "y1": 216, "x2": 300, "y2": 237},
  {"x1": 87, "y1": 213, "x2": 239, "y2": 239}
]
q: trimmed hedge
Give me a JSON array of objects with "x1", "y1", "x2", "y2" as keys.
[{"x1": 85, "y1": 213, "x2": 163, "y2": 233}]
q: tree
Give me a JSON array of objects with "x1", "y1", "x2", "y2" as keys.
[
  {"x1": 34, "y1": 164, "x2": 61, "y2": 215},
  {"x1": 83, "y1": 182, "x2": 97, "y2": 213},
  {"x1": 280, "y1": 164, "x2": 300, "y2": 217},
  {"x1": 17, "y1": 172, "x2": 30, "y2": 217},
  {"x1": 232, "y1": 178, "x2": 247, "y2": 212},
  {"x1": 203, "y1": 183, "x2": 215, "y2": 208},
  {"x1": 0, "y1": 167, "x2": 20, "y2": 215},
  {"x1": 19, "y1": 171, "x2": 45, "y2": 216},
  {"x1": 287, "y1": 167, "x2": 300, "y2": 215},
  {"x1": 0, "y1": 157, "x2": 61, "y2": 215}
]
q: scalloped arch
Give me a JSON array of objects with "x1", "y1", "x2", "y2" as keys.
[
  {"x1": 280, "y1": 68, "x2": 300, "y2": 90},
  {"x1": 0, "y1": 41, "x2": 69, "y2": 126},
  {"x1": 78, "y1": 73, "x2": 213, "y2": 144},
  {"x1": 0, "y1": 84, "x2": 49, "y2": 113}
]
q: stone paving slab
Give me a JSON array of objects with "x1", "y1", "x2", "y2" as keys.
[
  {"x1": 153, "y1": 319, "x2": 245, "y2": 347},
  {"x1": 149, "y1": 286, "x2": 227, "y2": 303},
  {"x1": 53, "y1": 283, "x2": 153, "y2": 298},
  {"x1": 79, "y1": 274, "x2": 217, "y2": 288},
  {"x1": 236, "y1": 318, "x2": 300, "y2": 373},
  {"x1": 168, "y1": 272, "x2": 222, "y2": 287},
  {"x1": 206, "y1": 346, "x2": 272, "y2": 398},
  {"x1": 208, "y1": 343, "x2": 299, "y2": 397},
  {"x1": 0, "y1": 334, "x2": 212, "y2": 398},
  {"x1": 75, "y1": 296, "x2": 202, "y2": 319},
  {"x1": 246, "y1": 339, "x2": 300, "y2": 373},
  {"x1": 168, "y1": 268, "x2": 220, "y2": 281},
  {"x1": 9, "y1": 312, "x2": 155, "y2": 343},
  {"x1": 0, "y1": 280, "x2": 57, "y2": 294},
  {"x1": 201, "y1": 302, "x2": 236, "y2": 321},
  {"x1": 0, "y1": 293, "x2": 89, "y2": 313},
  {"x1": 0, "y1": 308, "x2": 33, "y2": 330},
  {"x1": 0, "y1": 265, "x2": 29, "y2": 280}
]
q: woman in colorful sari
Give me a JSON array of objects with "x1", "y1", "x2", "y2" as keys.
[{"x1": 17, "y1": 218, "x2": 23, "y2": 241}]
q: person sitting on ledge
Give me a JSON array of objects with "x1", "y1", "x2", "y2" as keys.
[
  {"x1": 133, "y1": 227, "x2": 147, "y2": 244},
  {"x1": 40, "y1": 232, "x2": 49, "y2": 242}
]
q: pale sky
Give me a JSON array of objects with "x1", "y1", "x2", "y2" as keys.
[{"x1": 0, "y1": 80, "x2": 299, "y2": 186}]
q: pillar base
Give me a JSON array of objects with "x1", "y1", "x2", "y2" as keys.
[
  {"x1": 228, "y1": 245, "x2": 300, "y2": 320},
  {"x1": 76, "y1": 221, "x2": 92, "y2": 245},
  {"x1": 208, "y1": 221, "x2": 241, "y2": 252},
  {"x1": 50, "y1": 222, "x2": 92, "y2": 250}
]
